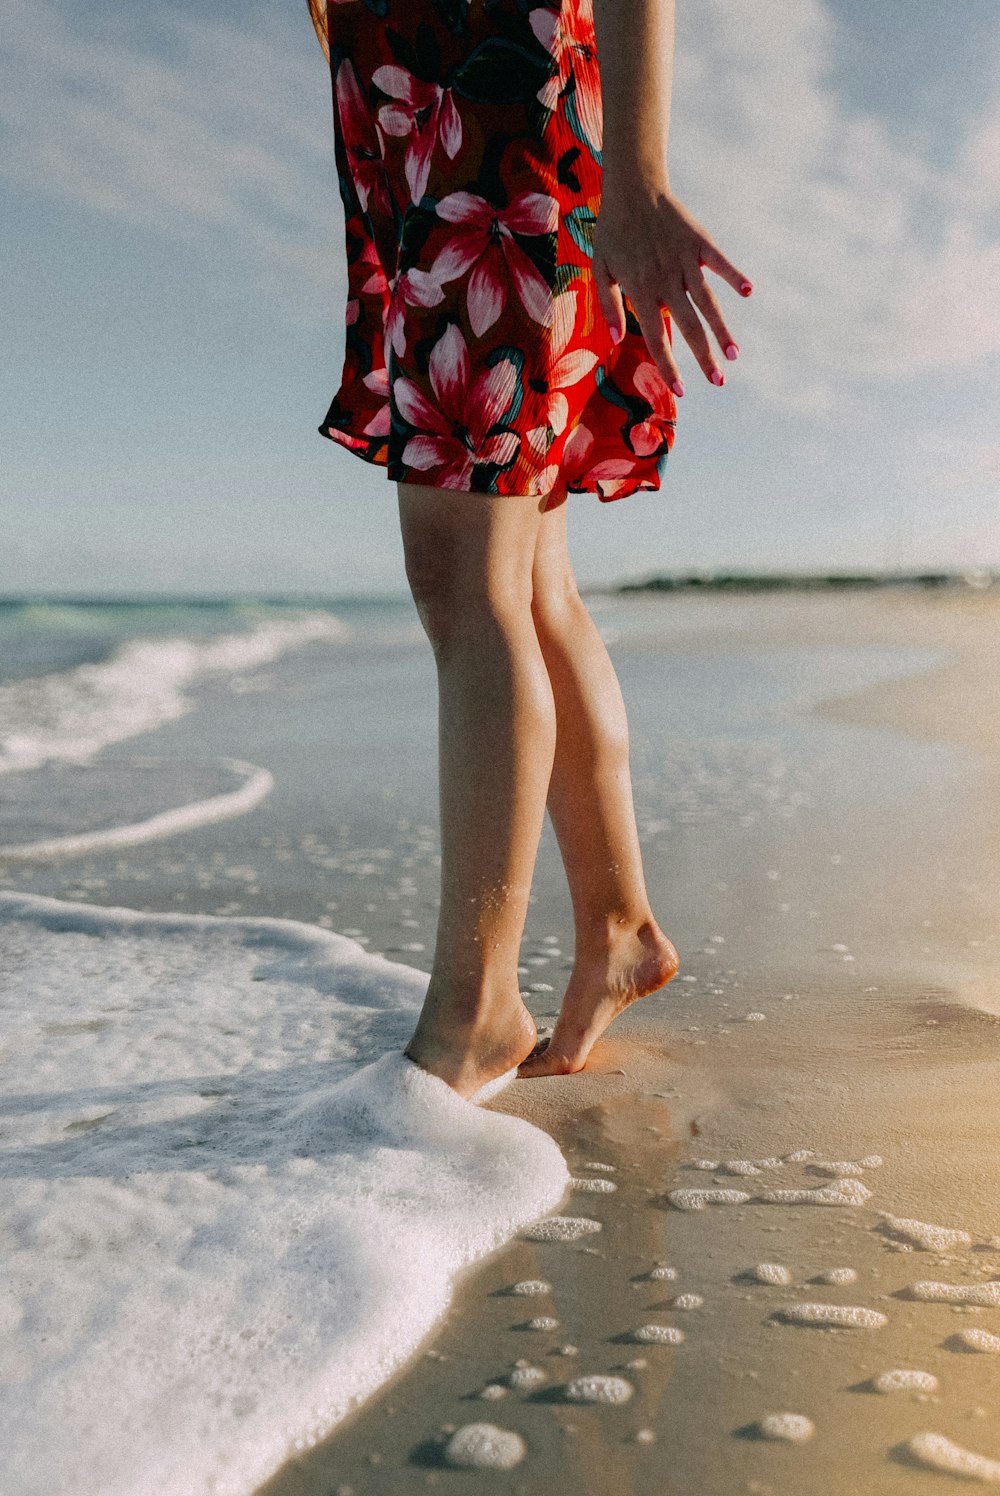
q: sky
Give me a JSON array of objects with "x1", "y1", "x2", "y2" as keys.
[{"x1": 2, "y1": 0, "x2": 998, "y2": 596}]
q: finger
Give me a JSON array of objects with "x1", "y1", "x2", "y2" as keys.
[
  {"x1": 631, "y1": 294, "x2": 684, "y2": 395},
  {"x1": 593, "y1": 257, "x2": 628, "y2": 344},
  {"x1": 685, "y1": 267, "x2": 740, "y2": 361},
  {"x1": 659, "y1": 284, "x2": 722, "y2": 384},
  {"x1": 697, "y1": 240, "x2": 753, "y2": 298}
]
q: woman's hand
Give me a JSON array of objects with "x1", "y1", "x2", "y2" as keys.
[{"x1": 592, "y1": 178, "x2": 753, "y2": 397}]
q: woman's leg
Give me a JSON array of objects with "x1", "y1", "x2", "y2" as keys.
[
  {"x1": 519, "y1": 500, "x2": 679, "y2": 1076},
  {"x1": 397, "y1": 480, "x2": 555, "y2": 1098}
]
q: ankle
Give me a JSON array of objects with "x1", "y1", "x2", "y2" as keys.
[{"x1": 574, "y1": 910, "x2": 661, "y2": 962}]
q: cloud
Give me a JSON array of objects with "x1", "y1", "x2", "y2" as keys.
[
  {"x1": 0, "y1": 1, "x2": 342, "y2": 312},
  {"x1": 671, "y1": 0, "x2": 1000, "y2": 411},
  {"x1": 3, "y1": 0, "x2": 999, "y2": 415}
]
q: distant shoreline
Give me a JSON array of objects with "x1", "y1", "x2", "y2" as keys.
[{"x1": 611, "y1": 570, "x2": 997, "y2": 593}]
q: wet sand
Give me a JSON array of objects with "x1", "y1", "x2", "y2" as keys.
[{"x1": 257, "y1": 590, "x2": 1000, "y2": 1496}]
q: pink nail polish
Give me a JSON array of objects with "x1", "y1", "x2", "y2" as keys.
[
  {"x1": 610, "y1": 325, "x2": 622, "y2": 345},
  {"x1": 710, "y1": 369, "x2": 724, "y2": 386},
  {"x1": 725, "y1": 343, "x2": 739, "y2": 360},
  {"x1": 671, "y1": 379, "x2": 684, "y2": 397}
]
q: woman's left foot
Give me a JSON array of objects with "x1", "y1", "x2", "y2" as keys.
[{"x1": 517, "y1": 918, "x2": 679, "y2": 1078}]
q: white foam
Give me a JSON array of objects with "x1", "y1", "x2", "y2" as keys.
[
  {"x1": 815, "y1": 1267, "x2": 858, "y2": 1285},
  {"x1": 878, "y1": 1213, "x2": 972, "y2": 1252},
  {"x1": 0, "y1": 758, "x2": 275, "y2": 860},
  {"x1": 0, "y1": 612, "x2": 345, "y2": 776},
  {"x1": 720, "y1": 1160, "x2": 762, "y2": 1176},
  {"x1": 443, "y1": 1424, "x2": 526, "y2": 1470},
  {"x1": 907, "y1": 1281, "x2": 1000, "y2": 1307},
  {"x1": 581, "y1": 1162, "x2": 616, "y2": 1173},
  {"x1": 508, "y1": 1364, "x2": 547, "y2": 1390},
  {"x1": 755, "y1": 1179, "x2": 872, "y2": 1206},
  {"x1": 570, "y1": 1177, "x2": 617, "y2": 1193},
  {"x1": 957, "y1": 1329, "x2": 1000, "y2": 1353},
  {"x1": 906, "y1": 1433, "x2": 1000, "y2": 1483},
  {"x1": 672, "y1": 1293, "x2": 704, "y2": 1310},
  {"x1": 773, "y1": 1303, "x2": 888, "y2": 1329},
  {"x1": 757, "y1": 1413, "x2": 815, "y2": 1442},
  {"x1": 509, "y1": 1280, "x2": 551, "y2": 1297},
  {"x1": 749, "y1": 1263, "x2": 794, "y2": 1285},
  {"x1": 631, "y1": 1324, "x2": 685, "y2": 1345},
  {"x1": 525, "y1": 1316, "x2": 559, "y2": 1331},
  {"x1": 872, "y1": 1368, "x2": 938, "y2": 1393},
  {"x1": 667, "y1": 1188, "x2": 751, "y2": 1211},
  {"x1": 564, "y1": 1375, "x2": 634, "y2": 1405},
  {"x1": 647, "y1": 1265, "x2": 678, "y2": 1282},
  {"x1": 521, "y1": 1216, "x2": 602, "y2": 1242},
  {"x1": 0, "y1": 893, "x2": 569, "y2": 1496}
]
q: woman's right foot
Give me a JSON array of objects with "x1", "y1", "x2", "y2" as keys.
[
  {"x1": 405, "y1": 994, "x2": 539, "y2": 1100},
  {"x1": 518, "y1": 918, "x2": 679, "y2": 1078}
]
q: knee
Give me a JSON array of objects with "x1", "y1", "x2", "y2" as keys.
[
  {"x1": 530, "y1": 570, "x2": 588, "y2": 641},
  {"x1": 403, "y1": 534, "x2": 531, "y2": 655}
]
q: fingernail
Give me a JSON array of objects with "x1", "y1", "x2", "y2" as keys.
[
  {"x1": 710, "y1": 369, "x2": 724, "y2": 386},
  {"x1": 671, "y1": 379, "x2": 684, "y2": 397},
  {"x1": 610, "y1": 325, "x2": 623, "y2": 345},
  {"x1": 739, "y1": 281, "x2": 753, "y2": 296},
  {"x1": 725, "y1": 343, "x2": 739, "y2": 361}
]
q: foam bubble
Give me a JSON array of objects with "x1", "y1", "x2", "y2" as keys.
[
  {"x1": 858, "y1": 1155, "x2": 884, "y2": 1167},
  {"x1": 872, "y1": 1369, "x2": 938, "y2": 1393},
  {"x1": 525, "y1": 1317, "x2": 559, "y2": 1332},
  {"x1": 0, "y1": 893, "x2": 569, "y2": 1496},
  {"x1": 749, "y1": 1264, "x2": 793, "y2": 1286},
  {"x1": 667, "y1": 1188, "x2": 751, "y2": 1211},
  {"x1": 672, "y1": 1293, "x2": 704, "y2": 1310},
  {"x1": 521, "y1": 1216, "x2": 602, "y2": 1243},
  {"x1": 479, "y1": 1384, "x2": 507, "y2": 1401},
  {"x1": 631, "y1": 1325, "x2": 685, "y2": 1345},
  {"x1": 756, "y1": 1413, "x2": 815, "y2": 1442},
  {"x1": 745, "y1": 1013, "x2": 767, "y2": 1021},
  {"x1": 691, "y1": 1159, "x2": 722, "y2": 1171},
  {"x1": 564, "y1": 1375, "x2": 634, "y2": 1405},
  {"x1": 509, "y1": 1280, "x2": 551, "y2": 1297},
  {"x1": 812, "y1": 1161, "x2": 864, "y2": 1176},
  {"x1": 878, "y1": 1214, "x2": 972, "y2": 1252},
  {"x1": 814, "y1": 1267, "x2": 858, "y2": 1286},
  {"x1": 570, "y1": 1177, "x2": 617, "y2": 1194},
  {"x1": 581, "y1": 1162, "x2": 616, "y2": 1173},
  {"x1": 720, "y1": 1160, "x2": 762, "y2": 1176},
  {"x1": 755, "y1": 1179, "x2": 872, "y2": 1207},
  {"x1": 957, "y1": 1329, "x2": 1000, "y2": 1353},
  {"x1": 647, "y1": 1266, "x2": 678, "y2": 1282},
  {"x1": 784, "y1": 1149, "x2": 815, "y2": 1162},
  {"x1": 907, "y1": 1281, "x2": 1000, "y2": 1307},
  {"x1": 443, "y1": 1424, "x2": 526, "y2": 1470},
  {"x1": 772, "y1": 1303, "x2": 888, "y2": 1329},
  {"x1": 508, "y1": 1365, "x2": 547, "y2": 1391},
  {"x1": 905, "y1": 1433, "x2": 1000, "y2": 1483}
]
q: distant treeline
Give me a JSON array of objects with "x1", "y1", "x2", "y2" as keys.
[{"x1": 616, "y1": 572, "x2": 997, "y2": 593}]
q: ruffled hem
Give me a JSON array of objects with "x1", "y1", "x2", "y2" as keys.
[{"x1": 317, "y1": 420, "x2": 672, "y2": 503}]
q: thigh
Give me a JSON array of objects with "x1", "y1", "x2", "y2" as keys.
[
  {"x1": 531, "y1": 495, "x2": 581, "y2": 614},
  {"x1": 397, "y1": 482, "x2": 547, "y2": 608}
]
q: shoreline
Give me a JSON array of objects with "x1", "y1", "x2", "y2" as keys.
[{"x1": 258, "y1": 590, "x2": 1000, "y2": 1495}]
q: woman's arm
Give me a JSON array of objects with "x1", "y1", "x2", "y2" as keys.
[{"x1": 591, "y1": 0, "x2": 752, "y2": 395}]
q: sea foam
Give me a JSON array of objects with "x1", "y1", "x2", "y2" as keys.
[{"x1": 0, "y1": 892, "x2": 569, "y2": 1496}]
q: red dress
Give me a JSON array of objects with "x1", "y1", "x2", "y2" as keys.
[{"x1": 317, "y1": 0, "x2": 677, "y2": 505}]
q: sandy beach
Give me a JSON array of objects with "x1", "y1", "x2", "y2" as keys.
[
  {"x1": 258, "y1": 589, "x2": 1000, "y2": 1496},
  {"x1": 4, "y1": 587, "x2": 1000, "y2": 1494}
]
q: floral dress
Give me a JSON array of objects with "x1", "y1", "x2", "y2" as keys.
[{"x1": 317, "y1": 0, "x2": 676, "y2": 505}]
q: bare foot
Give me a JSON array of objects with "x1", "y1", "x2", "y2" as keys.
[
  {"x1": 405, "y1": 995, "x2": 538, "y2": 1100},
  {"x1": 517, "y1": 919, "x2": 679, "y2": 1078}
]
